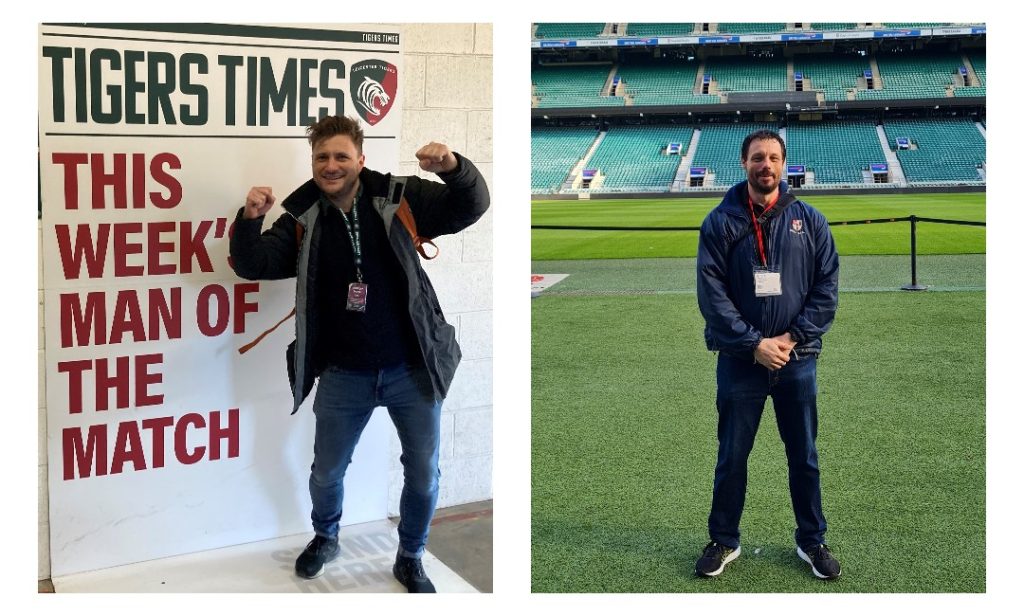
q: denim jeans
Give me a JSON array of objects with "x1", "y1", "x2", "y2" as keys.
[
  {"x1": 708, "y1": 353, "x2": 827, "y2": 550},
  {"x1": 309, "y1": 363, "x2": 442, "y2": 558}
]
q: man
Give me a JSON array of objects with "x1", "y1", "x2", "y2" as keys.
[
  {"x1": 230, "y1": 115, "x2": 489, "y2": 592},
  {"x1": 694, "y1": 129, "x2": 840, "y2": 580}
]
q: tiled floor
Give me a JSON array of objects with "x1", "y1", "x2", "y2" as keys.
[{"x1": 39, "y1": 499, "x2": 492, "y2": 593}]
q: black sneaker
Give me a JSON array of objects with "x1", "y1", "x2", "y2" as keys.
[
  {"x1": 393, "y1": 554, "x2": 436, "y2": 593},
  {"x1": 797, "y1": 544, "x2": 841, "y2": 580},
  {"x1": 695, "y1": 541, "x2": 741, "y2": 577},
  {"x1": 295, "y1": 535, "x2": 340, "y2": 579}
]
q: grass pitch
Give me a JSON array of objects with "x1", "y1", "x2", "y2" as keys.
[
  {"x1": 531, "y1": 192, "x2": 985, "y2": 260},
  {"x1": 531, "y1": 289, "x2": 985, "y2": 593},
  {"x1": 530, "y1": 191, "x2": 986, "y2": 593}
]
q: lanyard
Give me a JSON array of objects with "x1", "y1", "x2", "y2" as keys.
[
  {"x1": 746, "y1": 193, "x2": 779, "y2": 267},
  {"x1": 338, "y1": 188, "x2": 363, "y2": 283}
]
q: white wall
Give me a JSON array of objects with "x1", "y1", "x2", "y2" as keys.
[
  {"x1": 37, "y1": 22, "x2": 493, "y2": 580},
  {"x1": 390, "y1": 23, "x2": 494, "y2": 514}
]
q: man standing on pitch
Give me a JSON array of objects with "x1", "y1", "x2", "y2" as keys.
[
  {"x1": 230, "y1": 115, "x2": 489, "y2": 591},
  {"x1": 694, "y1": 129, "x2": 840, "y2": 580}
]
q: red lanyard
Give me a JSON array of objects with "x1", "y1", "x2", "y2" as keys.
[{"x1": 746, "y1": 193, "x2": 779, "y2": 266}]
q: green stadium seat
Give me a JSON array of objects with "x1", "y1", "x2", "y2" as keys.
[
  {"x1": 715, "y1": 23, "x2": 787, "y2": 34},
  {"x1": 704, "y1": 55, "x2": 788, "y2": 93},
  {"x1": 690, "y1": 122, "x2": 778, "y2": 186},
  {"x1": 587, "y1": 125, "x2": 695, "y2": 191},
  {"x1": 786, "y1": 121, "x2": 888, "y2": 184},
  {"x1": 534, "y1": 23, "x2": 606, "y2": 39},
  {"x1": 533, "y1": 64, "x2": 624, "y2": 108},
  {"x1": 882, "y1": 118, "x2": 985, "y2": 183},
  {"x1": 615, "y1": 59, "x2": 721, "y2": 106},
  {"x1": 531, "y1": 126, "x2": 600, "y2": 192},
  {"x1": 855, "y1": 51, "x2": 963, "y2": 100},
  {"x1": 793, "y1": 53, "x2": 871, "y2": 101},
  {"x1": 625, "y1": 23, "x2": 695, "y2": 37}
]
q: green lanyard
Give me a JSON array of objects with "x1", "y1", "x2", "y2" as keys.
[{"x1": 338, "y1": 187, "x2": 363, "y2": 283}]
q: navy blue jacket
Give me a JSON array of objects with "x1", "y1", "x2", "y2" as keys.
[{"x1": 697, "y1": 180, "x2": 839, "y2": 359}]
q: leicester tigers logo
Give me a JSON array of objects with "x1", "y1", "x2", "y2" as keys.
[{"x1": 350, "y1": 60, "x2": 398, "y2": 126}]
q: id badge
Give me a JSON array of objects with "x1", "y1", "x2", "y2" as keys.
[
  {"x1": 753, "y1": 269, "x2": 782, "y2": 297},
  {"x1": 346, "y1": 282, "x2": 368, "y2": 312}
]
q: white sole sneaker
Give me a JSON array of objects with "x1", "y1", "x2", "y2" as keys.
[
  {"x1": 796, "y1": 546, "x2": 841, "y2": 579},
  {"x1": 698, "y1": 545, "x2": 741, "y2": 577}
]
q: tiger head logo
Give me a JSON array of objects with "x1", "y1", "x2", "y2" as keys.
[{"x1": 350, "y1": 60, "x2": 398, "y2": 126}]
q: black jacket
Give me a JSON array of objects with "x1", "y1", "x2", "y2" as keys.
[
  {"x1": 230, "y1": 153, "x2": 490, "y2": 412},
  {"x1": 696, "y1": 180, "x2": 839, "y2": 359}
]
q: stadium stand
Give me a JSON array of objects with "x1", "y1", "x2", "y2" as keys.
[
  {"x1": 715, "y1": 23, "x2": 787, "y2": 34},
  {"x1": 531, "y1": 22, "x2": 985, "y2": 194},
  {"x1": 793, "y1": 53, "x2": 873, "y2": 101},
  {"x1": 533, "y1": 64, "x2": 623, "y2": 108},
  {"x1": 625, "y1": 23, "x2": 695, "y2": 37},
  {"x1": 882, "y1": 118, "x2": 986, "y2": 183},
  {"x1": 882, "y1": 23, "x2": 948, "y2": 28},
  {"x1": 689, "y1": 122, "x2": 778, "y2": 187},
  {"x1": 856, "y1": 51, "x2": 963, "y2": 99},
  {"x1": 786, "y1": 121, "x2": 888, "y2": 184},
  {"x1": 531, "y1": 126, "x2": 599, "y2": 192},
  {"x1": 615, "y1": 59, "x2": 720, "y2": 106},
  {"x1": 586, "y1": 125, "x2": 695, "y2": 191},
  {"x1": 534, "y1": 23, "x2": 605, "y2": 39},
  {"x1": 704, "y1": 55, "x2": 788, "y2": 94},
  {"x1": 967, "y1": 51, "x2": 985, "y2": 85},
  {"x1": 810, "y1": 23, "x2": 857, "y2": 31}
]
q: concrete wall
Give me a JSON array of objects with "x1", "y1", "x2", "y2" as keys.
[
  {"x1": 37, "y1": 22, "x2": 493, "y2": 580},
  {"x1": 389, "y1": 23, "x2": 494, "y2": 514}
]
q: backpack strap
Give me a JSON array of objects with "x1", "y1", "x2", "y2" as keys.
[
  {"x1": 238, "y1": 221, "x2": 304, "y2": 355},
  {"x1": 396, "y1": 195, "x2": 438, "y2": 259}
]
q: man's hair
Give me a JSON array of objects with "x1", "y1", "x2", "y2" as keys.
[
  {"x1": 741, "y1": 129, "x2": 786, "y2": 161},
  {"x1": 306, "y1": 115, "x2": 364, "y2": 152}
]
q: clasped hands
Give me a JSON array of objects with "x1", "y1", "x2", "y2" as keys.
[{"x1": 754, "y1": 333, "x2": 796, "y2": 370}]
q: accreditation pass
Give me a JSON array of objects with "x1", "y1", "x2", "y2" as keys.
[{"x1": 754, "y1": 269, "x2": 782, "y2": 297}]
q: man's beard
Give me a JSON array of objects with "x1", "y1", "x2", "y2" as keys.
[{"x1": 749, "y1": 171, "x2": 779, "y2": 195}]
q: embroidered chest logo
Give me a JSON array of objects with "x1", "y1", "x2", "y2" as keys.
[{"x1": 790, "y1": 219, "x2": 805, "y2": 234}]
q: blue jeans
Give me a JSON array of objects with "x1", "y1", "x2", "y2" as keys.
[
  {"x1": 708, "y1": 353, "x2": 827, "y2": 550},
  {"x1": 309, "y1": 363, "x2": 442, "y2": 558}
]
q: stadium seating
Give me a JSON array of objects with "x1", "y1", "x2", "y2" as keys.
[
  {"x1": 704, "y1": 55, "x2": 788, "y2": 94},
  {"x1": 952, "y1": 51, "x2": 986, "y2": 97},
  {"x1": 882, "y1": 118, "x2": 985, "y2": 182},
  {"x1": 689, "y1": 122, "x2": 778, "y2": 186},
  {"x1": 968, "y1": 51, "x2": 985, "y2": 85},
  {"x1": 586, "y1": 125, "x2": 695, "y2": 191},
  {"x1": 810, "y1": 23, "x2": 857, "y2": 31},
  {"x1": 882, "y1": 23, "x2": 949, "y2": 28},
  {"x1": 615, "y1": 59, "x2": 720, "y2": 106},
  {"x1": 534, "y1": 23, "x2": 605, "y2": 39},
  {"x1": 625, "y1": 23, "x2": 695, "y2": 37},
  {"x1": 856, "y1": 51, "x2": 963, "y2": 99},
  {"x1": 786, "y1": 121, "x2": 888, "y2": 184},
  {"x1": 533, "y1": 64, "x2": 624, "y2": 108},
  {"x1": 793, "y1": 53, "x2": 872, "y2": 101},
  {"x1": 715, "y1": 23, "x2": 787, "y2": 34},
  {"x1": 954, "y1": 86, "x2": 986, "y2": 98},
  {"x1": 531, "y1": 126, "x2": 600, "y2": 192}
]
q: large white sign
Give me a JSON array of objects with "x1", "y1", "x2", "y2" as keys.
[{"x1": 39, "y1": 23, "x2": 402, "y2": 577}]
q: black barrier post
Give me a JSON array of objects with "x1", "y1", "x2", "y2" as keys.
[{"x1": 901, "y1": 215, "x2": 929, "y2": 291}]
